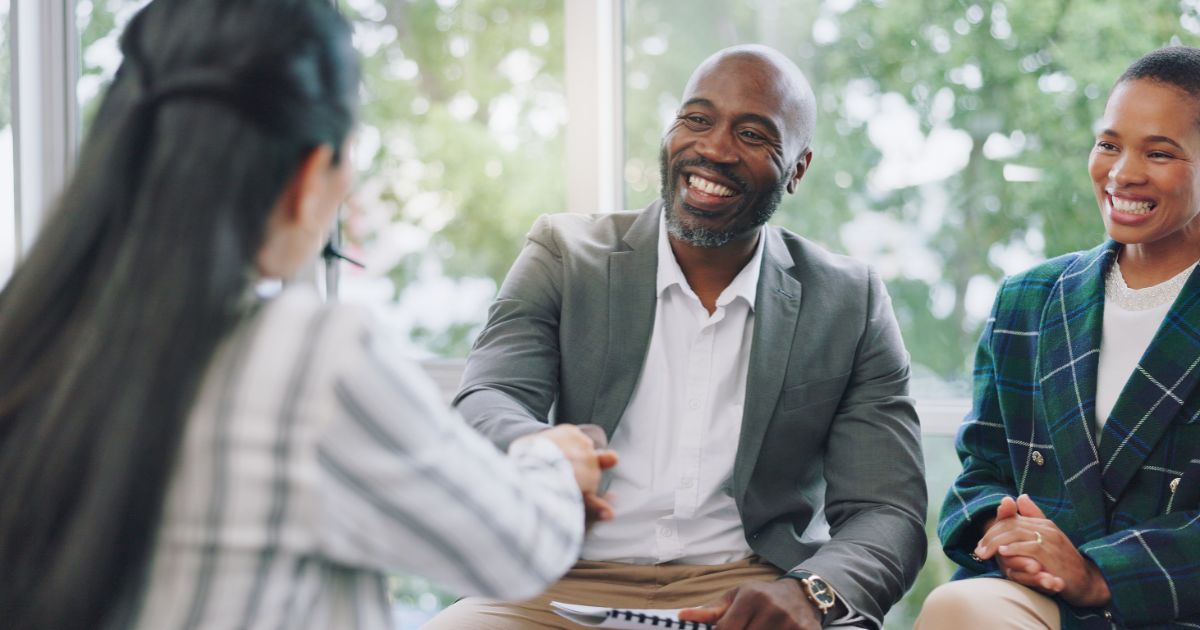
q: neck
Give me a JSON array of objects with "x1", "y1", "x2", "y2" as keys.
[
  {"x1": 1118, "y1": 238, "x2": 1200, "y2": 289},
  {"x1": 668, "y1": 229, "x2": 761, "y2": 313}
]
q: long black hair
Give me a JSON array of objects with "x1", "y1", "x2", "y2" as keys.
[{"x1": 0, "y1": 1, "x2": 358, "y2": 627}]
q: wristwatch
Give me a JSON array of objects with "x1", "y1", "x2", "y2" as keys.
[{"x1": 787, "y1": 571, "x2": 837, "y2": 616}]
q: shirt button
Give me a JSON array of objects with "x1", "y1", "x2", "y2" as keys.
[
  {"x1": 688, "y1": 399, "x2": 701, "y2": 410},
  {"x1": 661, "y1": 527, "x2": 674, "y2": 538},
  {"x1": 680, "y1": 478, "x2": 695, "y2": 489},
  {"x1": 1031, "y1": 451, "x2": 1045, "y2": 466},
  {"x1": 1170, "y1": 477, "x2": 1181, "y2": 494}
]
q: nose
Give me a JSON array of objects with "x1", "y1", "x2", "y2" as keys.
[
  {"x1": 693, "y1": 127, "x2": 739, "y2": 164},
  {"x1": 1109, "y1": 153, "x2": 1147, "y2": 188}
]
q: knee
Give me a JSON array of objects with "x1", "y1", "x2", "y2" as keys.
[{"x1": 915, "y1": 581, "x2": 989, "y2": 629}]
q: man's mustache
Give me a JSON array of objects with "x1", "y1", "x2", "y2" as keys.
[{"x1": 669, "y1": 157, "x2": 751, "y2": 194}]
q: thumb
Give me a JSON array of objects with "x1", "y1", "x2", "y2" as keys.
[
  {"x1": 1016, "y1": 494, "x2": 1046, "y2": 518},
  {"x1": 678, "y1": 589, "x2": 736, "y2": 623},
  {"x1": 597, "y1": 450, "x2": 619, "y2": 470}
]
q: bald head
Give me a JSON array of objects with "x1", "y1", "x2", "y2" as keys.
[{"x1": 684, "y1": 45, "x2": 817, "y2": 157}]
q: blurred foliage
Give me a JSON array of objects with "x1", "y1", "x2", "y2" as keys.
[
  {"x1": 621, "y1": 2, "x2": 1197, "y2": 625},
  {"x1": 626, "y1": 0, "x2": 1199, "y2": 390}
]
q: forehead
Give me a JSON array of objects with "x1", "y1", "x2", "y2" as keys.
[
  {"x1": 1103, "y1": 79, "x2": 1200, "y2": 143},
  {"x1": 682, "y1": 57, "x2": 798, "y2": 129}
]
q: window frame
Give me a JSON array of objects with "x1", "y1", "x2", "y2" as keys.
[{"x1": 6, "y1": 0, "x2": 968, "y2": 434}]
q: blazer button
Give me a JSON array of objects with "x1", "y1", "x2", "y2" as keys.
[
  {"x1": 1170, "y1": 477, "x2": 1181, "y2": 494},
  {"x1": 1031, "y1": 451, "x2": 1045, "y2": 467}
]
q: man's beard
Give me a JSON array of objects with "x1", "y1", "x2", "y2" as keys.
[{"x1": 659, "y1": 147, "x2": 785, "y2": 248}]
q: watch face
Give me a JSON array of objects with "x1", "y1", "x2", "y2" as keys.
[{"x1": 805, "y1": 577, "x2": 836, "y2": 609}]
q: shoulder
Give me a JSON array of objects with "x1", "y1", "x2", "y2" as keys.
[
  {"x1": 995, "y1": 243, "x2": 1109, "y2": 302},
  {"x1": 526, "y1": 209, "x2": 645, "y2": 257},
  {"x1": 769, "y1": 225, "x2": 875, "y2": 290}
]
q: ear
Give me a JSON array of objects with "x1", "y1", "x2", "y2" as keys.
[
  {"x1": 279, "y1": 144, "x2": 337, "y2": 230},
  {"x1": 785, "y1": 148, "x2": 813, "y2": 194}
]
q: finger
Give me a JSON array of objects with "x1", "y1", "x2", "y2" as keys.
[
  {"x1": 978, "y1": 512, "x2": 1028, "y2": 549},
  {"x1": 583, "y1": 493, "x2": 616, "y2": 521},
  {"x1": 1017, "y1": 494, "x2": 1047, "y2": 518},
  {"x1": 1003, "y1": 567, "x2": 1046, "y2": 590},
  {"x1": 999, "y1": 555, "x2": 1044, "y2": 575},
  {"x1": 679, "y1": 592, "x2": 734, "y2": 624},
  {"x1": 997, "y1": 540, "x2": 1048, "y2": 560},
  {"x1": 977, "y1": 528, "x2": 1033, "y2": 559},
  {"x1": 597, "y1": 450, "x2": 619, "y2": 469},
  {"x1": 996, "y1": 496, "x2": 1019, "y2": 520},
  {"x1": 1035, "y1": 572, "x2": 1065, "y2": 593},
  {"x1": 677, "y1": 605, "x2": 725, "y2": 624}
]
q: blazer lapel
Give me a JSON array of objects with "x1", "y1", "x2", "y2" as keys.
[
  {"x1": 1036, "y1": 243, "x2": 1113, "y2": 538},
  {"x1": 1098, "y1": 255, "x2": 1200, "y2": 503},
  {"x1": 587, "y1": 202, "x2": 660, "y2": 439},
  {"x1": 733, "y1": 228, "x2": 802, "y2": 499}
]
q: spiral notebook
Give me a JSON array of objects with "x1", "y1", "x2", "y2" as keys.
[{"x1": 549, "y1": 601, "x2": 713, "y2": 629}]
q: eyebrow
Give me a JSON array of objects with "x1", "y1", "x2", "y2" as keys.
[
  {"x1": 1100, "y1": 129, "x2": 1186, "y2": 151},
  {"x1": 680, "y1": 97, "x2": 782, "y2": 139}
]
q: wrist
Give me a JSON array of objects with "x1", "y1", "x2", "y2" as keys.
[
  {"x1": 783, "y1": 571, "x2": 838, "y2": 621},
  {"x1": 1080, "y1": 559, "x2": 1112, "y2": 608}
]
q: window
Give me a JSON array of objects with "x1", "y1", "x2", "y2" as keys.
[
  {"x1": 623, "y1": 0, "x2": 1198, "y2": 624},
  {"x1": 77, "y1": 0, "x2": 151, "y2": 134},
  {"x1": 0, "y1": 0, "x2": 14, "y2": 288},
  {"x1": 35, "y1": 1, "x2": 1200, "y2": 627},
  {"x1": 338, "y1": 0, "x2": 568, "y2": 359}
]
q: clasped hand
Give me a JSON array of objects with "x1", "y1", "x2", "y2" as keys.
[
  {"x1": 516, "y1": 425, "x2": 619, "y2": 524},
  {"x1": 974, "y1": 494, "x2": 1111, "y2": 608}
]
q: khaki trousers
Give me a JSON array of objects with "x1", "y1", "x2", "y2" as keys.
[
  {"x1": 423, "y1": 556, "x2": 783, "y2": 629},
  {"x1": 914, "y1": 578, "x2": 1062, "y2": 630}
]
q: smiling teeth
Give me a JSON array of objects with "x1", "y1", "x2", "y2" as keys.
[
  {"x1": 1111, "y1": 197, "x2": 1155, "y2": 214},
  {"x1": 688, "y1": 175, "x2": 735, "y2": 197}
]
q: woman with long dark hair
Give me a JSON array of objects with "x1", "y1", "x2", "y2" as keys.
[{"x1": 0, "y1": 1, "x2": 609, "y2": 628}]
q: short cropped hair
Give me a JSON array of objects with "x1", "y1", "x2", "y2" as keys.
[{"x1": 1118, "y1": 46, "x2": 1200, "y2": 98}]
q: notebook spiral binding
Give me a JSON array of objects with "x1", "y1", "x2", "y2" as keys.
[{"x1": 607, "y1": 609, "x2": 712, "y2": 629}]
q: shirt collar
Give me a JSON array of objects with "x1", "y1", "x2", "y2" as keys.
[{"x1": 656, "y1": 210, "x2": 766, "y2": 311}]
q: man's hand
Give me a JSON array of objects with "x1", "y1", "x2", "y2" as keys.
[
  {"x1": 513, "y1": 425, "x2": 619, "y2": 523},
  {"x1": 976, "y1": 494, "x2": 1111, "y2": 608},
  {"x1": 678, "y1": 580, "x2": 822, "y2": 630}
]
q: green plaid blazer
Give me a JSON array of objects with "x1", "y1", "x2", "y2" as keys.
[{"x1": 939, "y1": 241, "x2": 1200, "y2": 629}]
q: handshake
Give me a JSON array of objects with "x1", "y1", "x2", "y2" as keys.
[{"x1": 513, "y1": 424, "x2": 620, "y2": 525}]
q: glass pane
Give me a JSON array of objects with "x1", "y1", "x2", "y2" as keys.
[
  {"x1": 624, "y1": 0, "x2": 1195, "y2": 401},
  {"x1": 885, "y1": 434, "x2": 962, "y2": 628},
  {"x1": 338, "y1": 0, "x2": 567, "y2": 359},
  {"x1": 0, "y1": 0, "x2": 14, "y2": 288},
  {"x1": 623, "y1": 1, "x2": 1194, "y2": 624}
]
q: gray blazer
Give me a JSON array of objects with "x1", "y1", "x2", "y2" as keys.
[{"x1": 455, "y1": 202, "x2": 926, "y2": 628}]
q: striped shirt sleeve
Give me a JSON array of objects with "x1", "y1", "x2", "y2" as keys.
[{"x1": 312, "y1": 315, "x2": 584, "y2": 601}]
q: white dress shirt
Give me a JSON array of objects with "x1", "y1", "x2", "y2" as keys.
[
  {"x1": 134, "y1": 286, "x2": 582, "y2": 630},
  {"x1": 581, "y1": 215, "x2": 764, "y2": 565}
]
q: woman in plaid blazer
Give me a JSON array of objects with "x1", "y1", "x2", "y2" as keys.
[{"x1": 918, "y1": 47, "x2": 1200, "y2": 629}]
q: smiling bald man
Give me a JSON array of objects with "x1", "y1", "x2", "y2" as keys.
[{"x1": 425, "y1": 45, "x2": 926, "y2": 630}]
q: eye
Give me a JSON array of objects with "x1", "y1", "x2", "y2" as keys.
[
  {"x1": 681, "y1": 113, "x2": 710, "y2": 127},
  {"x1": 739, "y1": 128, "x2": 767, "y2": 142},
  {"x1": 1095, "y1": 140, "x2": 1119, "y2": 152},
  {"x1": 1148, "y1": 150, "x2": 1174, "y2": 160}
]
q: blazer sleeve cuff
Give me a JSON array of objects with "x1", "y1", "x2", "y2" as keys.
[{"x1": 938, "y1": 488, "x2": 1008, "y2": 571}]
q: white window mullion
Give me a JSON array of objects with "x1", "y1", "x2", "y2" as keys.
[
  {"x1": 11, "y1": 0, "x2": 77, "y2": 258},
  {"x1": 564, "y1": 0, "x2": 623, "y2": 214}
]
